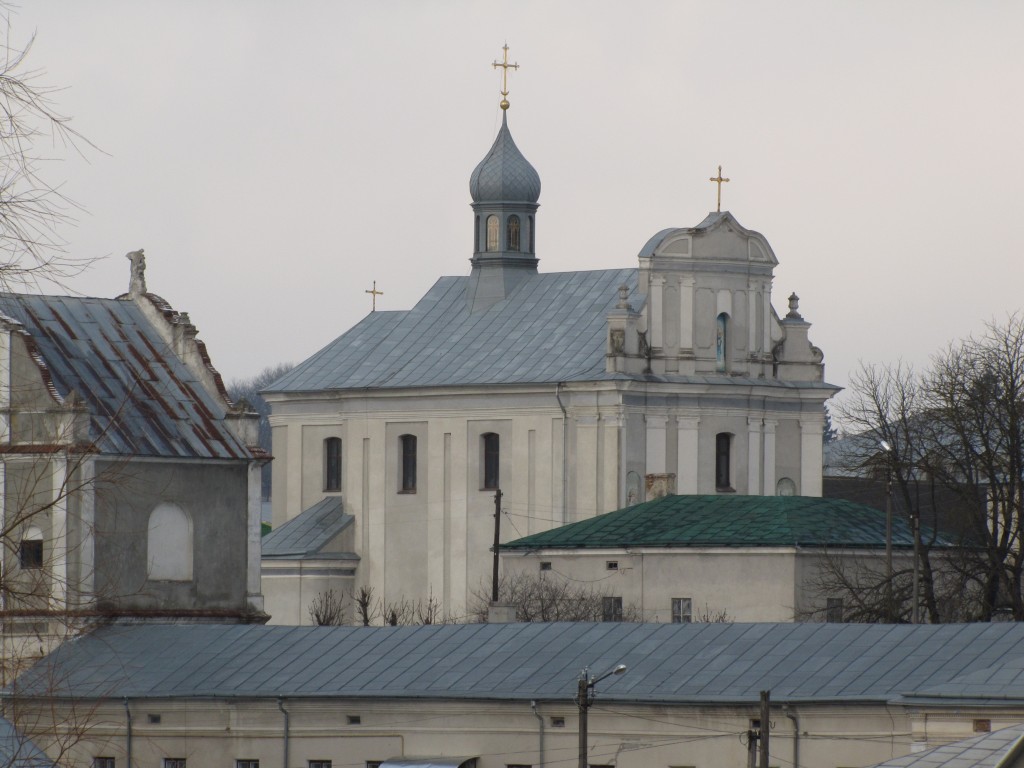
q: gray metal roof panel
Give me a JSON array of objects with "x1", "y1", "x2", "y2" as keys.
[
  {"x1": 20, "y1": 622, "x2": 1024, "y2": 705},
  {"x1": 870, "y1": 724, "x2": 1024, "y2": 768},
  {"x1": 266, "y1": 270, "x2": 640, "y2": 392},
  {"x1": 261, "y1": 497, "x2": 352, "y2": 557},
  {"x1": 0, "y1": 294, "x2": 251, "y2": 459}
]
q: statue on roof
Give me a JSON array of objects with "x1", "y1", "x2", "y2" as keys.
[{"x1": 126, "y1": 248, "x2": 146, "y2": 295}]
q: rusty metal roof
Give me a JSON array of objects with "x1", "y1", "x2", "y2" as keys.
[{"x1": 0, "y1": 293, "x2": 253, "y2": 460}]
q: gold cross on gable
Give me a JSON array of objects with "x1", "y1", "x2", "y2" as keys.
[
  {"x1": 709, "y1": 165, "x2": 730, "y2": 213},
  {"x1": 365, "y1": 280, "x2": 383, "y2": 312},
  {"x1": 492, "y1": 43, "x2": 519, "y2": 111}
]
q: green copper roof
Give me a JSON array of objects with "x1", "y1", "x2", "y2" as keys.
[{"x1": 502, "y1": 495, "x2": 945, "y2": 550}]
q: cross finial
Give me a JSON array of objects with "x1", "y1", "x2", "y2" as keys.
[
  {"x1": 709, "y1": 165, "x2": 730, "y2": 213},
  {"x1": 492, "y1": 44, "x2": 519, "y2": 111},
  {"x1": 365, "y1": 280, "x2": 383, "y2": 312}
]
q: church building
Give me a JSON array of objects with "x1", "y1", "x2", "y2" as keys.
[{"x1": 263, "y1": 60, "x2": 837, "y2": 622}]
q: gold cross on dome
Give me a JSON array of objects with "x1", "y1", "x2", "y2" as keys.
[
  {"x1": 492, "y1": 44, "x2": 519, "y2": 111},
  {"x1": 365, "y1": 280, "x2": 383, "y2": 312},
  {"x1": 709, "y1": 165, "x2": 730, "y2": 213}
]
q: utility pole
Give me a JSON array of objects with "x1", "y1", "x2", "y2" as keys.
[
  {"x1": 759, "y1": 690, "x2": 771, "y2": 768},
  {"x1": 491, "y1": 488, "x2": 502, "y2": 603},
  {"x1": 576, "y1": 664, "x2": 627, "y2": 768}
]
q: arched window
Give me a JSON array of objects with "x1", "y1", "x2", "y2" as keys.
[
  {"x1": 486, "y1": 215, "x2": 499, "y2": 252},
  {"x1": 147, "y1": 504, "x2": 193, "y2": 581},
  {"x1": 19, "y1": 526, "x2": 44, "y2": 569},
  {"x1": 716, "y1": 313, "x2": 729, "y2": 372},
  {"x1": 715, "y1": 433, "x2": 732, "y2": 491},
  {"x1": 528, "y1": 215, "x2": 535, "y2": 252},
  {"x1": 482, "y1": 433, "x2": 500, "y2": 490},
  {"x1": 506, "y1": 215, "x2": 520, "y2": 252},
  {"x1": 400, "y1": 434, "x2": 417, "y2": 492},
  {"x1": 324, "y1": 437, "x2": 342, "y2": 492},
  {"x1": 475, "y1": 215, "x2": 480, "y2": 251}
]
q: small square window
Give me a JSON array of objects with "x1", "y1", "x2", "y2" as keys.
[
  {"x1": 309, "y1": 762, "x2": 332, "y2": 768},
  {"x1": 974, "y1": 719, "x2": 992, "y2": 733},
  {"x1": 550, "y1": 717, "x2": 565, "y2": 728},
  {"x1": 93, "y1": 759, "x2": 116, "y2": 768},
  {"x1": 19, "y1": 540, "x2": 43, "y2": 569},
  {"x1": 602, "y1": 596, "x2": 623, "y2": 622},
  {"x1": 671, "y1": 597, "x2": 692, "y2": 624},
  {"x1": 347, "y1": 715, "x2": 361, "y2": 725},
  {"x1": 163, "y1": 760, "x2": 186, "y2": 768},
  {"x1": 147, "y1": 714, "x2": 161, "y2": 724},
  {"x1": 605, "y1": 561, "x2": 618, "y2": 571},
  {"x1": 237, "y1": 762, "x2": 259, "y2": 768},
  {"x1": 539, "y1": 561, "x2": 552, "y2": 571}
]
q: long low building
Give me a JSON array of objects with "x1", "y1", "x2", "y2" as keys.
[{"x1": 12, "y1": 621, "x2": 1024, "y2": 768}]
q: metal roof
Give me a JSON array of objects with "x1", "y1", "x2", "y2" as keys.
[
  {"x1": 17, "y1": 622, "x2": 1024, "y2": 706},
  {"x1": 502, "y1": 494, "x2": 947, "y2": 550},
  {"x1": 266, "y1": 269, "x2": 639, "y2": 392},
  {"x1": 0, "y1": 716, "x2": 54, "y2": 767},
  {"x1": 0, "y1": 293, "x2": 252, "y2": 460},
  {"x1": 469, "y1": 111, "x2": 540, "y2": 204},
  {"x1": 869, "y1": 724, "x2": 1024, "y2": 768},
  {"x1": 262, "y1": 497, "x2": 355, "y2": 559}
]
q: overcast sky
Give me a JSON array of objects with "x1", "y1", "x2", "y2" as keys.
[{"x1": 11, "y1": 1, "x2": 1024, "y2": 414}]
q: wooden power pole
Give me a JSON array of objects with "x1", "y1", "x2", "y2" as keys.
[
  {"x1": 491, "y1": 488, "x2": 503, "y2": 603},
  {"x1": 760, "y1": 690, "x2": 771, "y2": 768}
]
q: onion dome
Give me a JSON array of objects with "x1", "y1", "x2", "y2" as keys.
[{"x1": 469, "y1": 113, "x2": 541, "y2": 204}]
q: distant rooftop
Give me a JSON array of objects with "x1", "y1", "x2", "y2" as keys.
[{"x1": 502, "y1": 494, "x2": 946, "y2": 550}]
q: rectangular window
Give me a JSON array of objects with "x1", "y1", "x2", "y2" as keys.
[
  {"x1": 539, "y1": 561, "x2": 552, "y2": 571},
  {"x1": 236, "y1": 762, "x2": 259, "y2": 768},
  {"x1": 19, "y1": 539, "x2": 43, "y2": 569},
  {"x1": 324, "y1": 437, "x2": 342, "y2": 492},
  {"x1": 93, "y1": 759, "x2": 116, "y2": 768},
  {"x1": 163, "y1": 760, "x2": 186, "y2": 768},
  {"x1": 826, "y1": 598, "x2": 844, "y2": 623},
  {"x1": 715, "y1": 433, "x2": 732, "y2": 490},
  {"x1": 309, "y1": 762, "x2": 332, "y2": 768},
  {"x1": 482, "y1": 433, "x2": 500, "y2": 490},
  {"x1": 672, "y1": 597, "x2": 692, "y2": 624},
  {"x1": 400, "y1": 434, "x2": 417, "y2": 492},
  {"x1": 606, "y1": 560, "x2": 619, "y2": 571},
  {"x1": 602, "y1": 596, "x2": 623, "y2": 622},
  {"x1": 550, "y1": 717, "x2": 565, "y2": 728}
]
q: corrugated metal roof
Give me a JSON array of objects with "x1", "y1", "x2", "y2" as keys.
[
  {"x1": 501, "y1": 494, "x2": 948, "y2": 550},
  {"x1": 262, "y1": 497, "x2": 354, "y2": 558},
  {"x1": 0, "y1": 293, "x2": 252, "y2": 460},
  {"x1": 17, "y1": 622, "x2": 1024, "y2": 705},
  {"x1": 869, "y1": 724, "x2": 1024, "y2": 768}
]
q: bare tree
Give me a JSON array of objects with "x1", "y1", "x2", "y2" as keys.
[
  {"x1": 308, "y1": 589, "x2": 346, "y2": 626},
  {"x1": 0, "y1": 10, "x2": 95, "y2": 292},
  {"x1": 469, "y1": 572, "x2": 641, "y2": 623},
  {"x1": 829, "y1": 316, "x2": 1024, "y2": 622}
]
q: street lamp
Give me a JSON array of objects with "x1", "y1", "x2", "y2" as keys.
[
  {"x1": 577, "y1": 664, "x2": 626, "y2": 768},
  {"x1": 879, "y1": 440, "x2": 894, "y2": 622}
]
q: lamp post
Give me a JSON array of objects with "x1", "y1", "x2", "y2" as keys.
[
  {"x1": 880, "y1": 440, "x2": 894, "y2": 622},
  {"x1": 577, "y1": 664, "x2": 626, "y2": 768}
]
